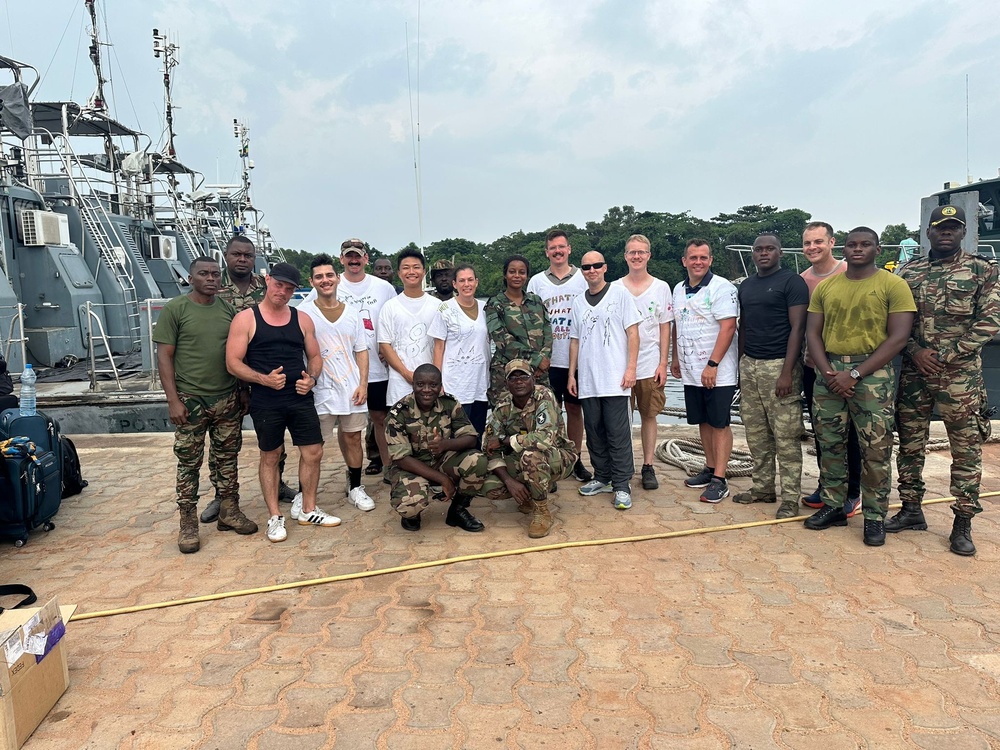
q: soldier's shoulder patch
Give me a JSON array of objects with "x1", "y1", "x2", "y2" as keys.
[{"x1": 536, "y1": 403, "x2": 551, "y2": 427}]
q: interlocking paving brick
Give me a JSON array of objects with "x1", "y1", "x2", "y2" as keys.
[
  {"x1": 401, "y1": 682, "x2": 466, "y2": 728},
  {"x1": 635, "y1": 688, "x2": 702, "y2": 734},
  {"x1": 348, "y1": 670, "x2": 410, "y2": 708},
  {"x1": 465, "y1": 664, "x2": 523, "y2": 705}
]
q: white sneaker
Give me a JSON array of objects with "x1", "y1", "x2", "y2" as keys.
[
  {"x1": 348, "y1": 485, "x2": 376, "y2": 511},
  {"x1": 290, "y1": 492, "x2": 303, "y2": 520},
  {"x1": 266, "y1": 515, "x2": 287, "y2": 543},
  {"x1": 297, "y1": 507, "x2": 341, "y2": 527}
]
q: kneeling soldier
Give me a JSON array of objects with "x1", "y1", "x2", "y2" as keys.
[
  {"x1": 384, "y1": 364, "x2": 487, "y2": 532},
  {"x1": 482, "y1": 360, "x2": 578, "y2": 538}
]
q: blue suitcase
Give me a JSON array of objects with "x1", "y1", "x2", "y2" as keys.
[
  {"x1": 0, "y1": 450, "x2": 61, "y2": 547},
  {"x1": 0, "y1": 409, "x2": 61, "y2": 464}
]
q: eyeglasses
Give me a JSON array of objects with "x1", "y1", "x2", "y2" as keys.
[
  {"x1": 580, "y1": 262, "x2": 606, "y2": 271},
  {"x1": 506, "y1": 372, "x2": 532, "y2": 382},
  {"x1": 625, "y1": 250, "x2": 650, "y2": 257},
  {"x1": 341, "y1": 240, "x2": 365, "y2": 251}
]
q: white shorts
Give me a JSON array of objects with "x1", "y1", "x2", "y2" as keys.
[{"x1": 319, "y1": 412, "x2": 368, "y2": 441}]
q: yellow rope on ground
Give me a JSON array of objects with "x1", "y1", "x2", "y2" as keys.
[{"x1": 69, "y1": 491, "x2": 999, "y2": 623}]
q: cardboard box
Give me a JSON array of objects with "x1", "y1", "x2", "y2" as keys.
[{"x1": 0, "y1": 601, "x2": 76, "y2": 750}]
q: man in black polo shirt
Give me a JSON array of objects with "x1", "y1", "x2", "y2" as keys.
[{"x1": 735, "y1": 234, "x2": 810, "y2": 519}]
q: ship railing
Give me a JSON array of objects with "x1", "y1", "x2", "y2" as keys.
[
  {"x1": 83, "y1": 301, "x2": 123, "y2": 391},
  {"x1": 726, "y1": 243, "x2": 998, "y2": 278},
  {"x1": 28, "y1": 131, "x2": 145, "y2": 347},
  {"x1": 0, "y1": 303, "x2": 27, "y2": 372}
]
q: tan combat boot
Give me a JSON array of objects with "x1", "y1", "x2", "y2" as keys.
[
  {"x1": 178, "y1": 504, "x2": 200, "y2": 553},
  {"x1": 528, "y1": 499, "x2": 553, "y2": 538},
  {"x1": 217, "y1": 497, "x2": 259, "y2": 535}
]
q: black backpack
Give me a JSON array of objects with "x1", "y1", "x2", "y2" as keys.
[{"x1": 60, "y1": 435, "x2": 88, "y2": 498}]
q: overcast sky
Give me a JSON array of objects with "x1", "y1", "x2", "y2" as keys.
[{"x1": 4, "y1": 1, "x2": 999, "y2": 254}]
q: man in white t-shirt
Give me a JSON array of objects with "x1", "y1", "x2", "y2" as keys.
[
  {"x1": 527, "y1": 229, "x2": 592, "y2": 482},
  {"x1": 614, "y1": 234, "x2": 673, "y2": 491},
  {"x1": 670, "y1": 239, "x2": 739, "y2": 504},
  {"x1": 328, "y1": 239, "x2": 398, "y2": 479},
  {"x1": 569, "y1": 251, "x2": 641, "y2": 510},
  {"x1": 299, "y1": 254, "x2": 376, "y2": 513},
  {"x1": 378, "y1": 249, "x2": 441, "y2": 408}
]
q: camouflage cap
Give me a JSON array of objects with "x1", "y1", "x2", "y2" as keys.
[
  {"x1": 431, "y1": 259, "x2": 454, "y2": 272},
  {"x1": 505, "y1": 359, "x2": 533, "y2": 378},
  {"x1": 928, "y1": 205, "x2": 966, "y2": 227}
]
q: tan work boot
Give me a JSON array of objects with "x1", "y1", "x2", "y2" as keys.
[
  {"x1": 528, "y1": 499, "x2": 553, "y2": 538},
  {"x1": 178, "y1": 504, "x2": 200, "y2": 553},
  {"x1": 217, "y1": 497, "x2": 259, "y2": 535}
]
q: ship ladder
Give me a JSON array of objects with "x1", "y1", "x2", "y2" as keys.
[{"x1": 79, "y1": 196, "x2": 143, "y2": 350}]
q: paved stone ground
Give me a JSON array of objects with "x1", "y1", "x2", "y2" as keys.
[{"x1": 3, "y1": 426, "x2": 1000, "y2": 749}]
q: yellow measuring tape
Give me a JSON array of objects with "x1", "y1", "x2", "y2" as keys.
[{"x1": 70, "y1": 492, "x2": 996, "y2": 622}]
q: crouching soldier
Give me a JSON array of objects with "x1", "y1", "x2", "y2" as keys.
[
  {"x1": 482, "y1": 360, "x2": 578, "y2": 538},
  {"x1": 384, "y1": 364, "x2": 487, "y2": 532}
]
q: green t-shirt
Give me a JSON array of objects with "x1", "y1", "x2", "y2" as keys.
[
  {"x1": 808, "y1": 270, "x2": 916, "y2": 355},
  {"x1": 152, "y1": 295, "x2": 237, "y2": 397}
]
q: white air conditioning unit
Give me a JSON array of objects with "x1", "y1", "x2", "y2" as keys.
[
  {"x1": 19, "y1": 210, "x2": 70, "y2": 247},
  {"x1": 150, "y1": 235, "x2": 177, "y2": 261}
]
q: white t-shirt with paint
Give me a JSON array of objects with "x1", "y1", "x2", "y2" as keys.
[
  {"x1": 614, "y1": 277, "x2": 674, "y2": 381},
  {"x1": 303, "y1": 275, "x2": 396, "y2": 382},
  {"x1": 428, "y1": 298, "x2": 489, "y2": 404},
  {"x1": 377, "y1": 292, "x2": 441, "y2": 407},
  {"x1": 298, "y1": 299, "x2": 368, "y2": 415},
  {"x1": 569, "y1": 283, "x2": 643, "y2": 399},
  {"x1": 671, "y1": 273, "x2": 739, "y2": 387},
  {"x1": 526, "y1": 269, "x2": 588, "y2": 369}
]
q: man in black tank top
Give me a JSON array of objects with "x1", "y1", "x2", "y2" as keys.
[{"x1": 227, "y1": 263, "x2": 340, "y2": 542}]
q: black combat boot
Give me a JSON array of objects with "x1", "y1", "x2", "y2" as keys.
[
  {"x1": 949, "y1": 515, "x2": 976, "y2": 556},
  {"x1": 446, "y1": 495, "x2": 485, "y2": 532},
  {"x1": 863, "y1": 518, "x2": 886, "y2": 547},
  {"x1": 885, "y1": 501, "x2": 927, "y2": 533},
  {"x1": 400, "y1": 514, "x2": 421, "y2": 532},
  {"x1": 804, "y1": 504, "x2": 848, "y2": 530}
]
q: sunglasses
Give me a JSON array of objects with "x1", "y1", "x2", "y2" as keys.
[
  {"x1": 580, "y1": 262, "x2": 606, "y2": 271},
  {"x1": 506, "y1": 372, "x2": 532, "y2": 381},
  {"x1": 341, "y1": 240, "x2": 365, "y2": 251}
]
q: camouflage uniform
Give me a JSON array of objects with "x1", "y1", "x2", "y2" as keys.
[
  {"x1": 896, "y1": 252, "x2": 1000, "y2": 517},
  {"x1": 174, "y1": 390, "x2": 242, "y2": 503},
  {"x1": 738, "y1": 357, "x2": 803, "y2": 502},
  {"x1": 384, "y1": 392, "x2": 488, "y2": 518},
  {"x1": 813, "y1": 360, "x2": 896, "y2": 519},
  {"x1": 485, "y1": 291, "x2": 552, "y2": 404},
  {"x1": 481, "y1": 383, "x2": 578, "y2": 504},
  {"x1": 217, "y1": 271, "x2": 266, "y2": 312}
]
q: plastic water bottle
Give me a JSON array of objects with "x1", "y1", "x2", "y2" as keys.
[{"x1": 19, "y1": 364, "x2": 36, "y2": 416}]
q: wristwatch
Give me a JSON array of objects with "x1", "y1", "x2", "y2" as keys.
[
  {"x1": 849, "y1": 367, "x2": 863, "y2": 382},
  {"x1": 707, "y1": 360, "x2": 719, "y2": 368}
]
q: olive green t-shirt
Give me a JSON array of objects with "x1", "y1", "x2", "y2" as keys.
[
  {"x1": 152, "y1": 295, "x2": 237, "y2": 397},
  {"x1": 808, "y1": 270, "x2": 916, "y2": 355}
]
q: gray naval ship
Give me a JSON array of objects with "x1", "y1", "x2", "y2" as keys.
[{"x1": 0, "y1": 18, "x2": 282, "y2": 434}]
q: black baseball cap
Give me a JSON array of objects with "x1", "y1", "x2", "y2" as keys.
[
  {"x1": 268, "y1": 262, "x2": 301, "y2": 286},
  {"x1": 929, "y1": 205, "x2": 966, "y2": 227}
]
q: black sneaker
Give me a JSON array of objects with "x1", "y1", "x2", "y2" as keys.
[
  {"x1": 278, "y1": 481, "x2": 297, "y2": 503},
  {"x1": 641, "y1": 464, "x2": 658, "y2": 490},
  {"x1": 573, "y1": 460, "x2": 593, "y2": 482},
  {"x1": 804, "y1": 505, "x2": 848, "y2": 530},
  {"x1": 684, "y1": 466, "x2": 713, "y2": 489}
]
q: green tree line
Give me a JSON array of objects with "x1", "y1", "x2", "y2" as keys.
[{"x1": 281, "y1": 205, "x2": 918, "y2": 297}]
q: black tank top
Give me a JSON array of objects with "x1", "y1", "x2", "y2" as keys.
[{"x1": 246, "y1": 306, "x2": 312, "y2": 410}]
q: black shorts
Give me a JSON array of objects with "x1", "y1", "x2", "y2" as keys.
[
  {"x1": 684, "y1": 385, "x2": 737, "y2": 429},
  {"x1": 251, "y1": 400, "x2": 323, "y2": 452},
  {"x1": 549, "y1": 367, "x2": 581, "y2": 407},
  {"x1": 367, "y1": 380, "x2": 389, "y2": 412}
]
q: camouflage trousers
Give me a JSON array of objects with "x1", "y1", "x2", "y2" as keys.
[
  {"x1": 896, "y1": 362, "x2": 987, "y2": 517},
  {"x1": 739, "y1": 357, "x2": 803, "y2": 501},
  {"x1": 813, "y1": 360, "x2": 895, "y2": 519},
  {"x1": 174, "y1": 390, "x2": 242, "y2": 505},
  {"x1": 481, "y1": 445, "x2": 577, "y2": 503},
  {"x1": 388, "y1": 450, "x2": 488, "y2": 518}
]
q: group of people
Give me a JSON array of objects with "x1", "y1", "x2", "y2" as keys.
[{"x1": 155, "y1": 208, "x2": 998, "y2": 556}]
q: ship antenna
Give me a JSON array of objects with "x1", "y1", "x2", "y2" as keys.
[
  {"x1": 233, "y1": 118, "x2": 253, "y2": 236},
  {"x1": 965, "y1": 74, "x2": 971, "y2": 184},
  {"x1": 405, "y1": 6, "x2": 424, "y2": 251},
  {"x1": 152, "y1": 28, "x2": 180, "y2": 161}
]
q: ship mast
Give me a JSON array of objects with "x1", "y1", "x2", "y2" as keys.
[
  {"x1": 83, "y1": 0, "x2": 108, "y2": 114},
  {"x1": 233, "y1": 119, "x2": 253, "y2": 236},
  {"x1": 152, "y1": 28, "x2": 179, "y2": 161}
]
